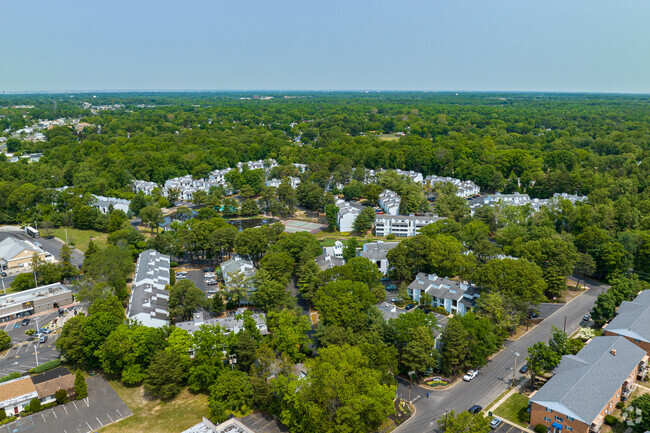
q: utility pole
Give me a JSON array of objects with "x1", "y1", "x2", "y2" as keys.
[
  {"x1": 512, "y1": 350, "x2": 519, "y2": 388},
  {"x1": 229, "y1": 354, "x2": 237, "y2": 370},
  {"x1": 64, "y1": 229, "x2": 68, "y2": 245},
  {"x1": 407, "y1": 371, "x2": 415, "y2": 402},
  {"x1": 33, "y1": 270, "x2": 38, "y2": 287},
  {"x1": 34, "y1": 345, "x2": 39, "y2": 366},
  {"x1": 443, "y1": 409, "x2": 450, "y2": 432},
  {"x1": 563, "y1": 316, "x2": 567, "y2": 332},
  {"x1": 1, "y1": 277, "x2": 5, "y2": 295}
]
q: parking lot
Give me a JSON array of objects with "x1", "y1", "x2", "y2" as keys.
[
  {"x1": 182, "y1": 269, "x2": 217, "y2": 295},
  {"x1": 3, "y1": 375, "x2": 132, "y2": 433},
  {"x1": 491, "y1": 419, "x2": 527, "y2": 433}
]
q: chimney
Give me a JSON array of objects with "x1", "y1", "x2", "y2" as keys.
[{"x1": 611, "y1": 349, "x2": 617, "y2": 356}]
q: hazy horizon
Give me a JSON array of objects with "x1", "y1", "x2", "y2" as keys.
[{"x1": 2, "y1": 0, "x2": 649, "y2": 93}]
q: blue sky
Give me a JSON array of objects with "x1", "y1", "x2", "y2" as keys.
[{"x1": 1, "y1": 0, "x2": 648, "y2": 93}]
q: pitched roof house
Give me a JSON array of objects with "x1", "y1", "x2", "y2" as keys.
[{"x1": 127, "y1": 249, "x2": 170, "y2": 328}]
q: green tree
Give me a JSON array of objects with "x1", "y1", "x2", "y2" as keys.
[
  {"x1": 74, "y1": 369, "x2": 87, "y2": 399},
  {"x1": 0, "y1": 330, "x2": 11, "y2": 351},
  {"x1": 473, "y1": 258, "x2": 547, "y2": 305},
  {"x1": 325, "y1": 204, "x2": 339, "y2": 230},
  {"x1": 211, "y1": 294, "x2": 225, "y2": 315},
  {"x1": 313, "y1": 280, "x2": 375, "y2": 329},
  {"x1": 274, "y1": 344, "x2": 395, "y2": 433},
  {"x1": 139, "y1": 205, "x2": 164, "y2": 233},
  {"x1": 169, "y1": 279, "x2": 206, "y2": 321},
  {"x1": 59, "y1": 243, "x2": 78, "y2": 278},
  {"x1": 208, "y1": 369, "x2": 254, "y2": 417},
  {"x1": 252, "y1": 271, "x2": 295, "y2": 312},
  {"x1": 440, "y1": 317, "x2": 470, "y2": 377},
  {"x1": 401, "y1": 326, "x2": 439, "y2": 377},
  {"x1": 353, "y1": 207, "x2": 376, "y2": 233},
  {"x1": 267, "y1": 309, "x2": 312, "y2": 363},
  {"x1": 10, "y1": 273, "x2": 36, "y2": 292},
  {"x1": 527, "y1": 342, "x2": 561, "y2": 388},
  {"x1": 130, "y1": 193, "x2": 148, "y2": 216},
  {"x1": 259, "y1": 252, "x2": 294, "y2": 285},
  {"x1": 55, "y1": 389, "x2": 67, "y2": 404},
  {"x1": 240, "y1": 199, "x2": 260, "y2": 216},
  {"x1": 438, "y1": 410, "x2": 491, "y2": 433},
  {"x1": 342, "y1": 238, "x2": 359, "y2": 261},
  {"x1": 144, "y1": 349, "x2": 187, "y2": 400}
]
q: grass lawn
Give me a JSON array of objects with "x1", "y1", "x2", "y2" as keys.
[
  {"x1": 494, "y1": 393, "x2": 530, "y2": 428},
  {"x1": 51, "y1": 227, "x2": 109, "y2": 252},
  {"x1": 100, "y1": 381, "x2": 209, "y2": 433}
]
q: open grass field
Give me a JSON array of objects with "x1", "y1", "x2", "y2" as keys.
[
  {"x1": 51, "y1": 227, "x2": 109, "y2": 252},
  {"x1": 100, "y1": 381, "x2": 209, "y2": 433},
  {"x1": 494, "y1": 393, "x2": 530, "y2": 428}
]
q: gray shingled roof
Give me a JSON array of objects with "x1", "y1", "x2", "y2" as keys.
[
  {"x1": 530, "y1": 336, "x2": 646, "y2": 424},
  {"x1": 0, "y1": 237, "x2": 36, "y2": 261},
  {"x1": 128, "y1": 249, "x2": 171, "y2": 328},
  {"x1": 605, "y1": 291, "x2": 650, "y2": 342},
  {"x1": 359, "y1": 241, "x2": 398, "y2": 261},
  {"x1": 314, "y1": 254, "x2": 345, "y2": 271}
]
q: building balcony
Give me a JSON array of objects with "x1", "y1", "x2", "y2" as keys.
[{"x1": 590, "y1": 415, "x2": 604, "y2": 433}]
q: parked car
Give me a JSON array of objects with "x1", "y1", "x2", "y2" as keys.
[
  {"x1": 204, "y1": 273, "x2": 216, "y2": 278},
  {"x1": 44, "y1": 235, "x2": 54, "y2": 239},
  {"x1": 583, "y1": 313, "x2": 591, "y2": 321},
  {"x1": 468, "y1": 405, "x2": 482, "y2": 414},
  {"x1": 39, "y1": 335, "x2": 48, "y2": 344},
  {"x1": 207, "y1": 289, "x2": 219, "y2": 294},
  {"x1": 519, "y1": 364, "x2": 529, "y2": 374},
  {"x1": 202, "y1": 267, "x2": 214, "y2": 273},
  {"x1": 390, "y1": 297, "x2": 402, "y2": 302},
  {"x1": 490, "y1": 418, "x2": 502, "y2": 430},
  {"x1": 463, "y1": 370, "x2": 478, "y2": 382},
  {"x1": 21, "y1": 318, "x2": 30, "y2": 326},
  {"x1": 385, "y1": 284, "x2": 397, "y2": 291},
  {"x1": 405, "y1": 304, "x2": 416, "y2": 311},
  {"x1": 39, "y1": 328, "x2": 51, "y2": 334},
  {"x1": 207, "y1": 280, "x2": 219, "y2": 286},
  {"x1": 0, "y1": 272, "x2": 6, "y2": 277}
]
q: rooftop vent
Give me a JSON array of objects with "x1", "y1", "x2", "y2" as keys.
[{"x1": 611, "y1": 349, "x2": 617, "y2": 356}]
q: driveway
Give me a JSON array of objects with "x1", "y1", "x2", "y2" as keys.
[
  {"x1": 395, "y1": 280, "x2": 605, "y2": 433},
  {"x1": 3, "y1": 375, "x2": 132, "y2": 433}
]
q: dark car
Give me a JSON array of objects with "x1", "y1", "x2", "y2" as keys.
[
  {"x1": 405, "y1": 304, "x2": 416, "y2": 311},
  {"x1": 528, "y1": 310, "x2": 539, "y2": 319},
  {"x1": 44, "y1": 235, "x2": 54, "y2": 239},
  {"x1": 519, "y1": 364, "x2": 529, "y2": 374},
  {"x1": 202, "y1": 267, "x2": 214, "y2": 273},
  {"x1": 0, "y1": 271, "x2": 6, "y2": 277},
  {"x1": 468, "y1": 405, "x2": 482, "y2": 414},
  {"x1": 21, "y1": 318, "x2": 30, "y2": 326}
]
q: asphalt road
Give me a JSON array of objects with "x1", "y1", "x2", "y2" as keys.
[{"x1": 396, "y1": 279, "x2": 608, "y2": 433}]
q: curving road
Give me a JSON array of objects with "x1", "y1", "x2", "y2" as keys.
[{"x1": 396, "y1": 279, "x2": 608, "y2": 433}]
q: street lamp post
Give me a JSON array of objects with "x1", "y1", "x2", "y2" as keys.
[
  {"x1": 408, "y1": 370, "x2": 415, "y2": 402},
  {"x1": 512, "y1": 350, "x2": 520, "y2": 388},
  {"x1": 64, "y1": 229, "x2": 68, "y2": 245},
  {"x1": 442, "y1": 409, "x2": 450, "y2": 432},
  {"x1": 1, "y1": 277, "x2": 5, "y2": 295},
  {"x1": 34, "y1": 345, "x2": 39, "y2": 366}
]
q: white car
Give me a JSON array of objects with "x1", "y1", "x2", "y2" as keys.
[{"x1": 463, "y1": 370, "x2": 478, "y2": 382}]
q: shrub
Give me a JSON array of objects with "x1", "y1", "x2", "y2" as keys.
[
  {"x1": 25, "y1": 329, "x2": 36, "y2": 336},
  {"x1": 534, "y1": 424, "x2": 548, "y2": 433},
  {"x1": 31, "y1": 359, "x2": 62, "y2": 374},
  {"x1": 386, "y1": 234, "x2": 396, "y2": 240},
  {"x1": 0, "y1": 410, "x2": 5, "y2": 421},
  {"x1": 225, "y1": 299, "x2": 238, "y2": 310},
  {"x1": 29, "y1": 398, "x2": 41, "y2": 413},
  {"x1": 55, "y1": 389, "x2": 67, "y2": 404},
  {"x1": 604, "y1": 415, "x2": 617, "y2": 426},
  {"x1": 0, "y1": 372, "x2": 21, "y2": 383},
  {"x1": 616, "y1": 401, "x2": 625, "y2": 409},
  {"x1": 23, "y1": 406, "x2": 29, "y2": 413},
  {"x1": 170, "y1": 261, "x2": 178, "y2": 268},
  {"x1": 434, "y1": 306, "x2": 449, "y2": 315}
]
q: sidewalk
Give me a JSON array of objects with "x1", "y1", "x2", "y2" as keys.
[{"x1": 487, "y1": 380, "x2": 535, "y2": 433}]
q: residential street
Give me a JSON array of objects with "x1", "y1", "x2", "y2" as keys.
[{"x1": 396, "y1": 279, "x2": 608, "y2": 433}]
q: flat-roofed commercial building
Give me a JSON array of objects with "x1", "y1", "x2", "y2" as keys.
[{"x1": 0, "y1": 283, "x2": 73, "y2": 323}]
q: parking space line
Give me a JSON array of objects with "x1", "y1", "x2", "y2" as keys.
[
  {"x1": 106, "y1": 412, "x2": 114, "y2": 423},
  {"x1": 63, "y1": 405, "x2": 68, "y2": 414},
  {"x1": 116, "y1": 408, "x2": 122, "y2": 417},
  {"x1": 52, "y1": 408, "x2": 57, "y2": 418},
  {"x1": 96, "y1": 417, "x2": 103, "y2": 427},
  {"x1": 41, "y1": 413, "x2": 45, "y2": 422},
  {"x1": 73, "y1": 401, "x2": 78, "y2": 410}
]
